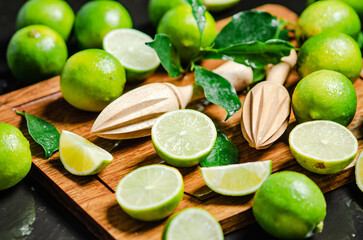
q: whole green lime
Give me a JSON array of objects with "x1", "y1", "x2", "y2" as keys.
[
  {"x1": 297, "y1": 32, "x2": 362, "y2": 82},
  {"x1": 306, "y1": 0, "x2": 363, "y2": 17},
  {"x1": 292, "y1": 70, "x2": 357, "y2": 126},
  {"x1": 60, "y1": 49, "x2": 126, "y2": 112},
  {"x1": 157, "y1": 5, "x2": 217, "y2": 63},
  {"x1": 148, "y1": 0, "x2": 187, "y2": 26},
  {"x1": 74, "y1": 0, "x2": 132, "y2": 49},
  {"x1": 297, "y1": 0, "x2": 361, "y2": 42},
  {"x1": 7, "y1": 25, "x2": 68, "y2": 84},
  {"x1": 253, "y1": 171, "x2": 326, "y2": 240},
  {"x1": 16, "y1": 0, "x2": 75, "y2": 41},
  {"x1": 0, "y1": 123, "x2": 32, "y2": 191}
]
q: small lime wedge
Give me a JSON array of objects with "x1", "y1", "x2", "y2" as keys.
[
  {"x1": 202, "y1": 0, "x2": 240, "y2": 12},
  {"x1": 103, "y1": 28, "x2": 160, "y2": 82},
  {"x1": 201, "y1": 161, "x2": 271, "y2": 196},
  {"x1": 59, "y1": 130, "x2": 113, "y2": 176},
  {"x1": 151, "y1": 109, "x2": 217, "y2": 167},
  {"x1": 355, "y1": 150, "x2": 363, "y2": 192},
  {"x1": 116, "y1": 164, "x2": 183, "y2": 221},
  {"x1": 162, "y1": 207, "x2": 223, "y2": 240},
  {"x1": 289, "y1": 120, "x2": 358, "y2": 174}
]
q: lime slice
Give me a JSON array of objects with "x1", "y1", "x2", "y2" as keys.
[
  {"x1": 116, "y1": 164, "x2": 183, "y2": 221},
  {"x1": 59, "y1": 130, "x2": 113, "y2": 176},
  {"x1": 355, "y1": 150, "x2": 363, "y2": 192},
  {"x1": 162, "y1": 208, "x2": 224, "y2": 240},
  {"x1": 202, "y1": 0, "x2": 240, "y2": 12},
  {"x1": 201, "y1": 161, "x2": 271, "y2": 196},
  {"x1": 151, "y1": 109, "x2": 217, "y2": 167},
  {"x1": 289, "y1": 120, "x2": 358, "y2": 174},
  {"x1": 103, "y1": 28, "x2": 160, "y2": 82}
]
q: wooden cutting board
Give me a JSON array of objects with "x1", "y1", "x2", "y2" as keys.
[{"x1": 1, "y1": 4, "x2": 363, "y2": 240}]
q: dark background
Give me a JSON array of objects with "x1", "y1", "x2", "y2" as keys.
[{"x1": 0, "y1": 0, "x2": 363, "y2": 239}]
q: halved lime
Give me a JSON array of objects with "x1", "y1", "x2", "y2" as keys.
[
  {"x1": 151, "y1": 109, "x2": 217, "y2": 167},
  {"x1": 162, "y1": 207, "x2": 224, "y2": 240},
  {"x1": 201, "y1": 161, "x2": 271, "y2": 196},
  {"x1": 103, "y1": 28, "x2": 160, "y2": 82},
  {"x1": 116, "y1": 164, "x2": 183, "y2": 221},
  {"x1": 202, "y1": 0, "x2": 240, "y2": 12},
  {"x1": 289, "y1": 120, "x2": 358, "y2": 174},
  {"x1": 355, "y1": 150, "x2": 363, "y2": 192},
  {"x1": 59, "y1": 130, "x2": 113, "y2": 176}
]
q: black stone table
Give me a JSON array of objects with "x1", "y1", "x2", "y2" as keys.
[{"x1": 1, "y1": 1, "x2": 363, "y2": 239}]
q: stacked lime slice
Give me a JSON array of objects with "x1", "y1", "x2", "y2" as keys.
[
  {"x1": 162, "y1": 208, "x2": 224, "y2": 240},
  {"x1": 59, "y1": 130, "x2": 113, "y2": 175},
  {"x1": 116, "y1": 164, "x2": 183, "y2": 221},
  {"x1": 201, "y1": 161, "x2": 271, "y2": 196},
  {"x1": 103, "y1": 28, "x2": 160, "y2": 82},
  {"x1": 151, "y1": 109, "x2": 217, "y2": 167}
]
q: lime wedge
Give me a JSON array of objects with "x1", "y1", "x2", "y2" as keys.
[
  {"x1": 59, "y1": 130, "x2": 113, "y2": 176},
  {"x1": 355, "y1": 150, "x2": 363, "y2": 192},
  {"x1": 116, "y1": 164, "x2": 183, "y2": 221},
  {"x1": 202, "y1": 0, "x2": 240, "y2": 12},
  {"x1": 151, "y1": 109, "x2": 217, "y2": 167},
  {"x1": 162, "y1": 208, "x2": 223, "y2": 240},
  {"x1": 103, "y1": 28, "x2": 160, "y2": 82},
  {"x1": 201, "y1": 161, "x2": 271, "y2": 196},
  {"x1": 289, "y1": 120, "x2": 358, "y2": 174}
]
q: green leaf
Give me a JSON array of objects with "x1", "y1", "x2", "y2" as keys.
[
  {"x1": 16, "y1": 111, "x2": 60, "y2": 159},
  {"x1": 185, "y1": 0, "x2": 206, "y2": 36},
  {"x1": 203, "y1": 39, "x2": 294, "y2": 68},
  {"x1": 194, "y1": 66, "x2": 241, "y2": 120},
  {"x1": 213, "y1": 10, "x2": 285, "y2": 49},
  {"x1": 146, "y1": 34, "x2": 183, "y2": 78},
  {"x1": 200, "y1": 127, "x2": 238, "y2": 167}
]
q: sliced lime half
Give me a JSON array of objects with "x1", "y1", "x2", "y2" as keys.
[
  {"x1": 162, "y1": 207, "x2": 224, "y2": 240},
  {"x1": 59, "y1": 130, "x2": 113, "y2": 176},
  {"x1": 201, "y1": 161, "x2": 271, "y2": 196},
  {"x1": 103, "y1": 28, "x2": 160, "y2": 82},
  {"x1": 289, "y1": 120, "x2": 358, "y2": 174},
  {"x1": 152, "y1": 109, "x2": 217, "y2": 167},
  {"x1": 116, "y1": 164, "x2": 183, "y2": 221},
  {"x1": 355, "y1": 150, "x2": 363, "y2": 192}
]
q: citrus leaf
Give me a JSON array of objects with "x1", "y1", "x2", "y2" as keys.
[
  {"x1": 203, "y1": 39, "x2": 294, "y2": 68},
  {"x1": 16, "y1": 111, "x2": 60, "y2": 159},
  {"x1": 213, "y1": 10, "x2": 285, "y2": 48},
  {"x1": 200, "y1": 127, "x2": 238, "y2": 167},
  {"x1": 185, "y1": 0, "x2": 206, "y2": 35},
  {"x1": 194, "y1": 66, "x2": 241, "y2": 120},
  {"x1": 146, "y1": 34, "x2": 183, "y2": 78}
]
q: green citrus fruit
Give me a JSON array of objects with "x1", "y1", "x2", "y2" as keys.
[
  {"x1": 0, "y1": 123, "x2": 32, "y2": 191},
  {"x1": 157, "y1": 5, "x2": 217, "y2": 63},
  {"x1": 202, "y1": 0, "x2": 241, "y2": 12},
  {"x1": 253, "y1": 171, "x2": 326, "y2": 239},
  {"x1": 16, "y1": 0, "x2": 75, "y2": 41},
  {"x1": 60, "y1": 49, "x2": 126, "y2": 112},
  {"x1": 297, "y1": 32, "x2": 362, "y2": 82},
  {"x1": 116, "y1": 164, "x2": 183, "y2": 221},
  {"x1": 7, "y1": 25, "x2": 68, "y2": 84},
  {"x1": 148, "y1": 0, "x2": 187, "y2": 26},
  {"x1": 292, "y1": 70, "x2": 357, "y2": 126},
  {"x1": 297, "y1": 0, "x2": 361, "y2": 42},
  {"x1": 306, "y1": 0, "x2": 363, "y2": 17},
  {"x1": 74, "y1": 0, "x2": 132, "y2": 49},
  {"x1": 355, "y1": 150, "x2": 363, "y2": 192},
  {"x1": 289, "y1": 120, "x2": 358, "y2": 174}
]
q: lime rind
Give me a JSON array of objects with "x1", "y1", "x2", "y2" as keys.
[
  {"x1": 289, "y1": 120, "x2": 358, "y2": 174},
  {"x1": 355, "y1": 150, "x2": 363, "y2": 192},
  {"x1": 201, "y1": 161, "x2": 272, "y2": 196},
  {"x1": 59, "y1": 130, "x2": 113, "y2": 176},
  {"x1": 151, "y1": 109, "x2": 217, "y2": 167},
  {"x1": 116, "y1": 164, "x2": 184, "y2": 221},
  {"x1": 103, "y1": 28, "x2": 160, "y2": 82},
  {"x1": 162, "y1": 207, "x2": 224, "y2": 240}
]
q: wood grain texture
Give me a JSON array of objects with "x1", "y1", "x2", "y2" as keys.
[{"x1": 1, "y1": 4, "x2": 362, "y2": 239}]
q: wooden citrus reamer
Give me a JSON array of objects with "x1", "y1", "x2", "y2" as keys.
[{"x1": 241, "y1": 49, "x2": 297, "y2": 149}]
